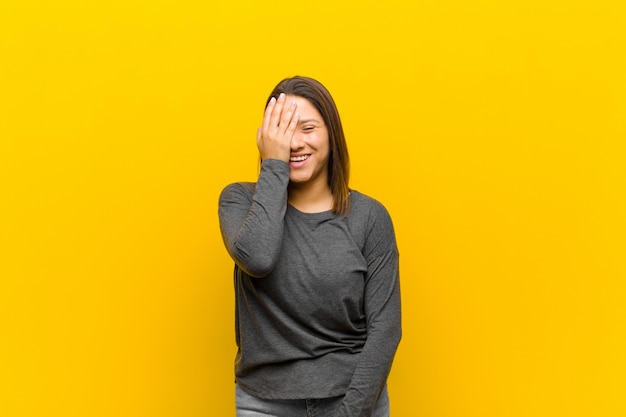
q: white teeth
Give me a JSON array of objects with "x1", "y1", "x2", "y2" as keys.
[{"x1": 290, "y1": 155, "x2": 309, "y2": 162}]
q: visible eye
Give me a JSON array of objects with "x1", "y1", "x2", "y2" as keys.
[{"x1": 302, "y1": 125, "x2": 315, "y2": 131}]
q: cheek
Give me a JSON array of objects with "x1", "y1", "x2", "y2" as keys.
[
  {"x1": 315, "y1": 139, "x2": 329, "y2": 161},
  {"x1": 319, "y1": 133, "x2": 330, "y2": 156}
]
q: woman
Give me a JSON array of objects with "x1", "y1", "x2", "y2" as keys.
[{"x1": 218, "y1": 76, "x2": 401, "y2": 417}]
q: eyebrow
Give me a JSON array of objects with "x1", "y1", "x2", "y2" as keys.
[{"x1": 298, "y1": 119, "x2": 322, "y2": 124}]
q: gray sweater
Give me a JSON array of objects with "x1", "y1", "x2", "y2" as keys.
[{"x1": 218, "y1": 159, "x2": 401, "y2": 417}]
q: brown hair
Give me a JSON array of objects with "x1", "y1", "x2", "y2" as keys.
[{"x1": 266, "y1": 76, "x2": 351, "y2": 216}]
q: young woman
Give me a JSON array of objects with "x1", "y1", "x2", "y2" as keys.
[{"x1": 218, "y1": 76, "x2": 401, "y2": 417}]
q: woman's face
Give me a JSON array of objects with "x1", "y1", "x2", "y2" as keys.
[{"x1": 286, "y1": 95, "x2": 330, "y2": 188}]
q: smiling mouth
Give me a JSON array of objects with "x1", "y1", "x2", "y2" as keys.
[{"x1": 290, "y1": 155, "x2": 310, "y2": 162}]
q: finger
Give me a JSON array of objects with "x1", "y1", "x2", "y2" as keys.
[
  {"x1": 261, "y1": 96, "x2": 277, "y2": 136},
  {"x1": 269, "y1": 93, "x2": 286, "y2": 129},
  {"x1": 279, "y1": 99, "x2": 297, "y2": 134},
  {"x1": 284, "y1": 111, "x2": 300, "y2": 139}
]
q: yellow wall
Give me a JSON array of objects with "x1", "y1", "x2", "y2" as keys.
[{"x1": 2, "y1": 1, "x2": 625, "y2": 416}]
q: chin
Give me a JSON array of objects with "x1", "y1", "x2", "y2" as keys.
[{"x1": 289, "y1": 177, "x2": 309, "y2": 184}]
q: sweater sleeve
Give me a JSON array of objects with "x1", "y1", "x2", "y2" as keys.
[
  {"x1": 218, "y1": 159, "x2": 290, "y2": 278},
  {"x1": 337, "y1": 203, "x2": 402, "y2": 417}
]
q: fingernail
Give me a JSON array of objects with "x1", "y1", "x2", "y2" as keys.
[
  {"x1": 279, "y1": 93, "x2": 285, "y2": 99},
  {"x1": 269, "y1": 97, "x2": 276, "y2": 103},
  {"x1": 291, "y1": 101, "x2": 296, "y2": 108}
]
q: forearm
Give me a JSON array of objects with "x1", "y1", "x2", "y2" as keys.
[
  {"x1": 218, "y1": 159, "x2": 290, "y2": 277},
  {"x1": 337, "y1": 324, "x2": 401, "y2": 416},
  {"x1": 338, "y1": 250, "x2": 402, "y2": 417}
]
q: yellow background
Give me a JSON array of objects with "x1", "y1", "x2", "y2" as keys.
[{"x1": 1, "y1": 0, "x2": 625, "y2": 416}]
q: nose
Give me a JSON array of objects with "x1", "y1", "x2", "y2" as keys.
[{"x1": 290, "y1": 132, "x2": 304, "y2": 151}]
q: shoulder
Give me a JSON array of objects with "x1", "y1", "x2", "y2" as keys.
[
  {"x1": 346, "y1": 190, "x2": 396, "y2": 256},
  {"x1": 219, "y1": 182, "x2": 256, "y2": 203},
  {"x1": 348, "y1": 190, "x2": 393, "y2": 225}
]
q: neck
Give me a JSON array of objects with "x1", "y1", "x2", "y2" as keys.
[{"x1": 288, "y1": 181, "x2": 334, "y2": 213}]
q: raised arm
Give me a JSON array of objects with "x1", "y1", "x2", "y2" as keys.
[
  {"x1": 218, "y1": 93, "x2": 300, "y2": 277},
  {"x1": 218, "y1": 160, "x2": 290, "y2": 277}
]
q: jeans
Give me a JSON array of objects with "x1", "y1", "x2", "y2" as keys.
[{"x1": 235, "y1": 384, "x2": 390, "y2": 417}]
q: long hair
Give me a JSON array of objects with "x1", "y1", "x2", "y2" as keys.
[{"x1": 265, "y1": 76, "x2": 351, "y2": 216}]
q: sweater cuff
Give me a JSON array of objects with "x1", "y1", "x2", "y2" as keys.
[{"x1": 261, "y1": 158, "x2": 290, "y2": 170}]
